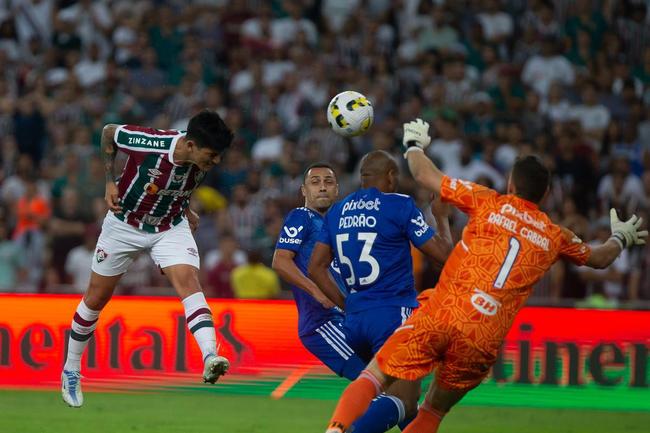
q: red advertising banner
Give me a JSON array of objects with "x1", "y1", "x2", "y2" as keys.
[
  {"x1": 0, "y1": 294, "x2": 321, "y2": 390},
  {"x1": 0, "y1": 294, "x2": 648, "y2": 391}
]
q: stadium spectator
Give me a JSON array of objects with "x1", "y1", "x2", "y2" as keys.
[
  {"x1": 487, "y1": 66, "x2": 526, "y2": 115},
  {"x1": 520, "y1": 0, "x2": 560, "y2": 39},
  {"x1": 442, "y1": 57, "x2": 475, "y2": 111},
  {"x1": 204, "y1": 233, "x2": 244, "y2": 299},
  {"x1": 417, "y1": 5, "x2": 459, "y2": 54},
  {"x1": 64, "y1": 224, "x2": 98, "y2": 292},
  {"x1": 231, "y1": 250, "x2": 280, "y2": 299},
  {"x1": 13, "y1": 0, "x2": 54, "y2": 48},
  {"x1": 597, "y1": 157, "x2": 645, "y2": 217},
  {"x1": 554, "y1": 128, "x2": 598, "y2": 212},
  {"x1": 1, "y1": 154, "x2": 47, "y2": 205},
  {"x1": 271, "y1": 0, "x2": 317, "y2": 48},
  {"x1": 251, "y1": 115, "x2": 285, "y2": 163},
  {"x1": 13, "y1": 95, "x2": 47, "y2": 165},
  {"x1": 446, "y1": 142, "x2": 505, "y2": 192},
  {"x1": 49, "y1": 187, "x2": 88, "y2": 283},
  {"x1": 477, "y1": 0, "x2": 514, "y2": 44},
  {"x1": 426, "y1": 109, "x2": 463, "y2": 171},
  {"x1": 128, "y1": 48, "x2": 168, "y2": 119},
  {"x1": 539, "y1": 82, "x2": 572, "y2": 123},
  {"x1": 14, "y1": 176, "x2": 49, "y2": 290},
  {"x1": 0, "y1": 217, "x2": 26, "y2": 290},
  {"x1": 224, "y1": 183, "x2": 262, "y2": 251},
  {"x1": 57, "y1": 0, "x2": 113, "y2": 56},
  {"x1": 522, "y1": 37, "x2": 575, "y2": 97},
  {"x1": 569, "y1": 81, "x2": 612, "y2": 148}
]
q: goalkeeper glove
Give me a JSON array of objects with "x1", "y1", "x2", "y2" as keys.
[
  {"x1": 402, "y1": 118, "x2": 431, "y2": 157},
  {"x1": 609, "y1": 208, "x2": 648, "y2": 249}
]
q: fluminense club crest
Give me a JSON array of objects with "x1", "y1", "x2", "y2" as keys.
[{"x1": 95, "y1": 248, "x2": 108, "y2": 263}]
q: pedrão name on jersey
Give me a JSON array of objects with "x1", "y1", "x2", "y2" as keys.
[{"x1": 339, "y1": 213, "x2": 377, "y2": 229}]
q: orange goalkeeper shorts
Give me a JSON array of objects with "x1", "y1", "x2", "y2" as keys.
[{"x1": 375, "y1": 301, "x2": 495, "y2": 391}]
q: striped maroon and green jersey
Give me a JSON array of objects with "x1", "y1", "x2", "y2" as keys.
[{"x1": 112, "y1": 125, "x2": 206, "y2": 233}]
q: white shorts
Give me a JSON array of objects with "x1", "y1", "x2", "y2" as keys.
[{"x1": 91, "y1": 213, "x2": 200, "y2": 277}]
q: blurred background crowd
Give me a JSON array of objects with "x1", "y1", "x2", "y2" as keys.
[{"x1": 0, "y1": 0, "x2": 648, "y2": 308}]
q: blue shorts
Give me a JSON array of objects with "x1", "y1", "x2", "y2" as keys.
[
  {"x1": 300, "y1": 319, "x2": 366, "y2": 381},
  {"x1": 344, "y1": 306, "x2": 414, "y2": 363}
]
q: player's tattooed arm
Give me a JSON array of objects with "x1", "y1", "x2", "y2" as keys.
[
  {"x1": 308, "y1": 242, "x2": 346, "y2": 309},
  {"x1": 101, "y1": 124, "x2": 122, "y2": 213},
  {"x1": 101, "y1": 124, "x2": 119, "y2": 182}
]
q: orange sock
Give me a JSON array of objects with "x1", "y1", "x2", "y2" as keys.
[
  {"x1": 326, "y1": 370, "x2": 383, "y2": 432},
  {"x1": 402, "y1": 405, "x2": 446, "y2": 433}
]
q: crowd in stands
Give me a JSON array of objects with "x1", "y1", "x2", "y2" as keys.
[{"x1": 0, "y1": 0, "x2": 648, "y2": 307}]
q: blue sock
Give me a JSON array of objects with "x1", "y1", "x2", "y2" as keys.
[
  {"x1": 350, "y1": 394, "x2": 405, "y2": 433},
  {"x1": 398, "y1": 411, "x2": 416, "y2": 430}
]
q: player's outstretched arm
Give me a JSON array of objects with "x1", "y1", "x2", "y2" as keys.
[
  {"x1": 307, "y1": 242, "x2": 346, "y2": 309},
  {"x1": 402, "y1": 118, "x2": 445, "y2": 195},
  {"x1": 101, "y1": 124, "x2": 122, "y2": 213},
  {"x1": 586, "y1": 239, "x2": 624, "y2": 269},
  {"x1": 272, "y1": 248, "x2": 337, "y2": 309},
  {"x1": 586, "y1": 209, "x2": 647, "y2": 269}
]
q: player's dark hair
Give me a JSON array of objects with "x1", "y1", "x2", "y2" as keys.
[
  {"x1": 511, "y1": 155, "x2": 550, "y2": 204},
  {"x1": 303, "y1": 162, "x2": 337, "y2": 183},
  {"x1": 186, "y1": 109, "x2": 234, "y2": 154}
]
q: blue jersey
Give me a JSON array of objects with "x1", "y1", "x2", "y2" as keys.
[
  {"x1": 318, "y1": 188, "x2": 434, "y2": 313},
  {"x1": 275, "y1": 207, "x2": 345, "y2": 337}
]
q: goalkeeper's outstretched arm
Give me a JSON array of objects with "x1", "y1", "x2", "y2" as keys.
[
  {"x1": 402, "y1": 118, "x2": 445, "y2": 194},
  {"x1": 405, "y1": 148, "x2": 446, "y2": 195},
  {"x1": 586, "y1": 239, "x2": 624, "y2": 269}
]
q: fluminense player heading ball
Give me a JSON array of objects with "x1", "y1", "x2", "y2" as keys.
[{"x1": 61, "y1": 110, "x2": 234, "y2": 408}]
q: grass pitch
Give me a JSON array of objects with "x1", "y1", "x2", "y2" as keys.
[{"x1": 1, "y1": 390, "x2": 649, "y2": 433}]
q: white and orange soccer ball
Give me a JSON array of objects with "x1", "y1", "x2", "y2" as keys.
[{"x1": 326, "y1": 91, "x2": 374, "y2": 137}]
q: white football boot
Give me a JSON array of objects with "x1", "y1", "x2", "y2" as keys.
[
  {"x1": 202, "y1": 354, "x2": 230, "y2": 384},
  {"x1": 61, "y1": 370, "x2": 83, "y2": 407}
]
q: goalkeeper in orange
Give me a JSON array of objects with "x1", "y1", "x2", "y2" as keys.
[{"x1": 324, "y1": 119, "x2": 648, "y2": 433}]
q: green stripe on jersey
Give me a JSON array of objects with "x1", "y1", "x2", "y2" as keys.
[
  {"x1": 121, "y1": 155, "x2": 162, "y2": 211},
  {"x1": 116, "y1": 129, "x2": 174, "y2": 151}
]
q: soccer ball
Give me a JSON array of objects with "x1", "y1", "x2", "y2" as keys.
[{"x1": 327, "y1": 91, "x2": 374, "y2": 137}]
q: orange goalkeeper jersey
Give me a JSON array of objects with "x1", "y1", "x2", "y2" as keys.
[{"x1": 428, "y1": 176, "x2": 592, "y2": 354}]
